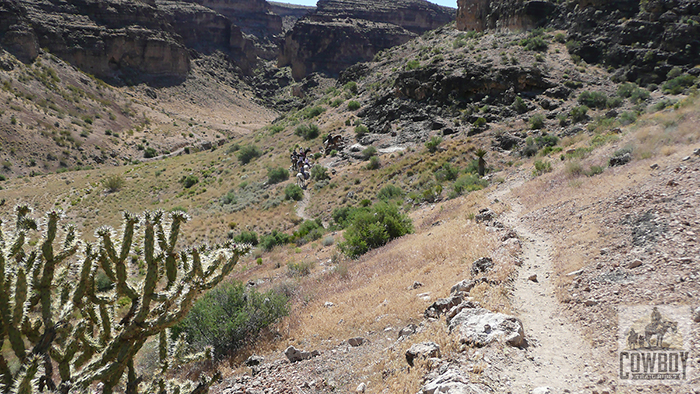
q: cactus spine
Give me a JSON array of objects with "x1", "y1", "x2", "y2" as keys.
[{"x1": 0, "y1": 206, "x2": 249, "y2": 394}]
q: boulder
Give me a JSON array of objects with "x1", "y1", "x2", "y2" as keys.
[
  {"x1": 475, "y1": 208, "x2": 496, "y2": 223},
  {"x1": 348, "y1": 337, "x2": 366, "y2": 347},
  {"x1": 471, "y1": 257, "x2": 494, "y2": 275},
  {"x1": 450, "y1": 279, "x2": 479, "y2": 295},
  {"x1": 419, "y1": 368, "x2": 490, "y2": 394},
  {"x1": 609, "y1": 152, "x2": 632, "y2": 167},
  {"x1": 284, "y1": 346, "x2": 318, "y2": 363},
  {"x1": 245, "y1": 355, "x2": 264, "y2": 366},
  {"x1": 446, "y1": 301, "x2": 481, "y2": 325},
  {"x1": 448, "y1": 307, "x2": 525, "y2": 348},
  {"x1": 425, "y1": 295, "x2": 463, "y2": 318},
  {"x1": 398, "y1": 324, "x2": 418, "y2": 339},
  {"x1": 693, "y1": 306, "x2": 700, "y2": 323},
  {"x1": 405, "y1": 342, "x2": 440, "y2": 367}
]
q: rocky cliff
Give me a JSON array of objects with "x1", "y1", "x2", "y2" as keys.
[
  {"x1": 279, "y1": 0, "x2": 456, "y2": 80},
  {"x1": 269, "y1": 1, "x2": 315, "y2": 33},
  {"x1": 0, "y1": 0, "x2": 257, "y2": 84},
  {"x1": 456, "y1": 0, "x2": 700, "y2": 85}
]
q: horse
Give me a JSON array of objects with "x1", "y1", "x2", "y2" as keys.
[
  {"x1": 296, "y1": 164, "x2": 310, "y2": 188},
  {"x1": 627, "y1": 328, "x2": 639, "y2": 349},
  {"x1": 644, "y1": 319, "x2": 677, "y2": 348}
]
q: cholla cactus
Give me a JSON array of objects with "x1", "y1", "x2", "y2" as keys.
[{"x1": 0, "y1": 206, "x2": 249, "y2": 394}]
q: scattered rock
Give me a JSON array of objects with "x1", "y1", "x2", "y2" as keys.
[
  {"x1": 284, "y1": 346, "x2": 318, "y2": 363},
  {"x1": 245, "y1": 355, "x2": 264, "y2": 367},
  {"x1": 528, "y1": 274, "x2": 538, "y2": 283},
  {"x1": 475, "y1": 208, "x2": 496, "y2": 223},
  {"x1": 693, "y1": 306, "x2": 700, "y2": 323},
  {"x1": 348, "y1": 337, "x2": 366, "y2": 347},
  {"x1": 409, "y1": 281, "x2": 424, "y2": 290},
  {"x1": 356, "y1": 382, "x2": 366, "y2": 393},
  {"x1": 471, "y1": 257, "x2": 493, "y2": 275},
  {"x1": 584, "y1": 299, "x2": 598, "y2": 306},
  {"x1": 566, "y1": 268, "x2": 584, "y2": 276},
  {"x1": 600, "y1": 248, "x2": 609, "y2": 255},
  {"x1": 446, "y1": 300, "x2": 481, "y2": 325},
  {"x1": 448, "y1": 307, "x2": 525, "y2": 347},
  {"x1": 531, "y1": 387, "x2": 552, "y2": 394},
  {"x1": 419, "y1": 368, "x2": 490, "y2": 394},
  {"x1": 694, "y1": 148, "x2": 700, "y2": 156},
  {"x1": 650, "y1": 163, "x2": 659, "y2": 169},
  {"x1": 609, "y1": 152, "x2": 632, "y2": 167},
  {"x1": 398, "y1": 324, "x2": 418, "y2": 338},
  {"x1": 405, "y1": 342, "x2": 440, "y2": 367},
  {"x1": 682, "y1": 156, "x2": 691, "y2": 161},
  {"x1": 425, "y1": 295, "x2": 463, "y2": 317},
  {"x1": 450, "y1": 279, "x2": 479, "y2": 295},
  {"x1": 627, "y1": 259, "x2": 643, "y2": 269},
  {"x1": 324, "y1": 301, "x2": 335, "y2": 307}
]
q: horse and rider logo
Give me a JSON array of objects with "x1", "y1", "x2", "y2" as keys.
[{"x1": 618, "y1": 305, "x2": 692, "y2": 384}]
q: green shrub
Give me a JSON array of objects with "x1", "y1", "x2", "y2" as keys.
[
  {"x1": 520, "y1": 36, "x2": 548, "y2": 51},
  {"x1": 233, "y1": 230, "x2": 259, "y2": 246},
  {"x1": 102, "y1": 174, "x2": 125, "y2": 192},
  {"x1": 348, "y1": 101, "x2": 361, "y2": 111},
  {"x1": 554, "y1": 32, "x2": 566, "y2": 43},
  {"x1": 405, "y1": 60, "x2": 421, "y2": 70},
  {"x1": 355, "y1": 124, "x2": 368, "y2": 137},
  {"x1": 619, "y1": 111, "x2": 637, "y2": 125},
  {"x1": 378, "y1": 184, "x2": 404, "y2": 201},
  {"x1": 331, "y1": 98, "x2": 344, "y2": 108},
  {"x1": 339, "y1": 202, "x2": 413, "y2": 258},
  {"x1": 435, "y1": 162, "x2": 460, "y2": 182},
  {"x1": 95, "y1": 270, "x2": 114, "y2": 292},
  {"x1": 570, "y1": 105, "x2": 589, "y2": 122},
  {"x1": 302, "y1": 106, "x2": 325, "y2": 119},
  {"x1": 267, "y1": 167, "x2": 289, "y2": 184},
  {"x1": 533, "y1": 160, "x2": 553, "y2": 175},
  {"x1": 578, "y1": 91, "x2": 621, "y2": 109},
  {"x1": 311, "y1": 165, "x2": 330, "y2": 181},
  {"x1": 144, "y1": 147, "x2": 157, "y2": 158},
  {"x1": 652, "y1": 98, "x2": 677, "y2": 112},
  {"x1": 473, "y1": 117, "x2": 487, "y2": 128},
  {"x1": 513, "y1": 96, "x2": 528, "y2": 113},
  {"x1": 344, "y1": 81, "x2": 358, "y2": 95},
  {"x1": 172, "y1": 281, "x2": 288, "y2": 358},
  {"x1": 294, "y1": 219, "x2": 324, "y2": 244},
  {"x1": 322, "y1": 236, "x2": 334, "y2": 247},
  {"x1": 331, "y1": 206, "x2": 357, "y2": 229},
  {"x1": 662, "y1": 74, "x2": 697, "y2": 94},
  {"x1": 362, "y1": 146, "x2": 377, "y2": 160},
  {"x1": 452, "y1": 174, "x2": 488, "y2": 196},
  {"x1": 295, "y1": 124, "x2": 320, "y2": 140},
  {"x1": 284, "y1": 184, "x2": 303, "y2": 201},
  {"x1": 260, "y1": 230, "x2": 291, "y2": 251},
  {"x1": 180, "y1": 174, "x2": 199, "y2": 189},
  {"x1": 366, "y1": 156, "x2": 381, "y2": 170},
  {"x1": 529, "y1": 114, "x2": 545, "y2": 129},
  {"x1": 425, "y1": 136, "x2": 443, "y2": 153},
  {"x1": 536, "y1": 133, "x2": 559, "y2": 148},
  {"x1": 237, "y1": 144, "x2": 262, "y2": 164},
  {"x1": 287, "y1": 261, "x2": 314, "y2": 277}
]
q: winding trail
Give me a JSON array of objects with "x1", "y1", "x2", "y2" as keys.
[
  {"x1": 295, "y1": 188, "x2": 311, "y2": 221},
  {"x1": 493, "y1": 180, "x2": 599, "y2": 393}
]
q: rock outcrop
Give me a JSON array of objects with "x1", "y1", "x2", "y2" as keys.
[
  {"x1": 269, "y1": 1, "x2": 315, "y2": 33},
  {"x1": 279, "y1": 0, "x2": 456, "y2": 79},
  {"x1": 456, "y1": 0, "x2": 700, "y2": 85},
  {"x1": 448, "y1": 307, "x2": 525, "y2": 348},
  {"x1": 0, "y1": 0, "x2": 257, "y2": 84},
  {"x1": 191, "y1": 0, "x2": 282, "y2": 37}
]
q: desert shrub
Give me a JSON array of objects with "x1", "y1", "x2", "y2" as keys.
[
  {"x1": 339, "y1": 202, "x2": 413, "y2": 258},
  {"x1": 362, "y1": 146, "x2": 377, "y2": 160},
  {"x1": 377, "y1": 184, "x2": 404, "y2": 200},
  {"x1": 354, "y1": 124, "x2": 368, "y2": 137},
  {"x1": 533, "y1": 160, "x2": 553, "y2": 175},
  {"x1": 425, "y1": 136, "x2": 443, "y2": 153},
  {"x1": 331, "y1": 98, "x2": 344, "y2": 107},
  {"x1": 366, "y1": 156, "x2": 381, "y2": 170},
  {"x1": 294, "y1": 219, "x2": 324, "y2": 244},
  {"x1": 260, "y1": 230, "x2": 291, "y2": 251},
  {"x1": 295, "y1": 124, "x2": 320, "y2": 140},
  {"x1": 435, "y1": 162, "x2": 460, "y2": 182},
  {"x1": 536, "y1": 133, "x2": 559, "y2": 148},
  {"x1": 322, "y1": 236, "x2": 335, "y2": 247},
  {"x1": 617, "y1": 83, "x2": 650, "y2": 104},
  {"x1": 529, "y1": 114, "x2": 545, "y2": 129},
  {"x1": 311, "y1": 165, "x2": 330, "y2": 181},
  {"x1": 331, "y1": 206, "x2": 358, "y2": 229},
  {"x1": 662, "y1": 74, "x2": 697, "y2": 94},
  {"x1": 570, "y1": 105, "x2": 589, "y2": 122},
  {"x1": 233, "y1": 230, "x2": 259, "y2": 246},
  {"x1": 473, "y1": 117, "x2": 487, "y2": 128},
  {"x1": 221, "y1": 190, "x2": 237, "y2": 205},
  {"x1": 578, "y1": 91, "x2": 620, "y2": 109},
  {"x1": 102, "y1": 174, "x2": 125, "y2": 192},
  {"x1": 287, "y1": 261, "x2": 314, "y2": 277},
  {"x1": 452, "y1": 174, "x2": 488, "y2": 196},
  {"x1": 268, "y1": 125, "x2": 284, "y2": 134},
  {"x1": 513, "y1": 96, "x2": 528, "y2": 113},
  {"x1": 172, "y1": 281, "x2": 288, "y2": 358},
  {"x1": 652, "y1": 98, "x2": 677, "y2": 112},
  {"x1": 180, "y1": 174, "x2": 199, "y2": 188},
  {"x1": 619, "y1": 111, "x2": 637, "y2": 125},
  {"x1": 348, "y1": 101, "x2": 361, "y2": 111},
  {"x1": 554, "y1": 32, "x2": 566, "y2": 43},
  {"x1": 405, "y1": 60, "x2": 421, "y2": 70},
  {"x1": 267, "y1": 167, "x2": 289, "y2": 184},
  {"x1": 587, "y1": 165, "x2": 604, "y2": 176},
  {"x1": 302, "y1": 106, "x2": 325, "y2": 119},
  {"x1": 520, "y1": 30, "x2": 548, "y2": 51},
  {"x1": 284, "y1": 184, "x2": 303, "y2": 201},
  {"x1": 95, "y1": 270, "x2": 114, "y2": 292},
  {"x1": 344, "y1": 81, "x2": 358, "y2": 95},
  {"x1": 144, "y1": 147, "x2": 157, "y2": 158},
  {"x1": 237, "y1": 144, "x2": 262, "y2": 164}
]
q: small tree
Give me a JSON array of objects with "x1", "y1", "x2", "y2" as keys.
[{"x1": 475, "y1": 148, "x2": 487, "y2": 177}]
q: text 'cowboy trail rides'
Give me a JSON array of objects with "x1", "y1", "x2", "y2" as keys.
[{"x1": 618, "y1": 305, "x2": 693, "y2": 384}]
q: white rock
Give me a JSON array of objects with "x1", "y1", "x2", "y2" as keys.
[
  {"x1": 356, "y1": 382, "x2": 366, "y2": 393},
  {"x1": 531, "y1": 387, "x2": 552, "y2": 394},
  {"x1": 448, "y1": 307, "x2": 525, "y2": 347}
]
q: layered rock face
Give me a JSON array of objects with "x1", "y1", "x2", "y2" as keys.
[
  {"x1": 456, "y1": 0, "x2": 700, "y2": 84},
  {"x1": 190, "y1": 0, "x2": 282, "y2": 37},
  {"x1": 456, "y1": 0, "x2": 556, "y2": 31},
  {"x1": 279, "y1": 0, "x2": 457, "y2": 79},
  {"x1": 269, "y1": 1, "x2": 315, "y2": 33},
  {"x1": 0, "y1": 0, "x2": 256, "y2": 84}
]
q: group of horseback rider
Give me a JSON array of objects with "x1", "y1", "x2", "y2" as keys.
[{"x1": 291, "y1": 147, "x2": 312, "y2": 180}]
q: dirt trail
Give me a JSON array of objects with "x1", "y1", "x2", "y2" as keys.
[
  {"x1": 493, "y1": 180, "x2": 600, "y2": 394},
  {"x1": 295, "y1": 188, "x2": 311, "y2": 220}
]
